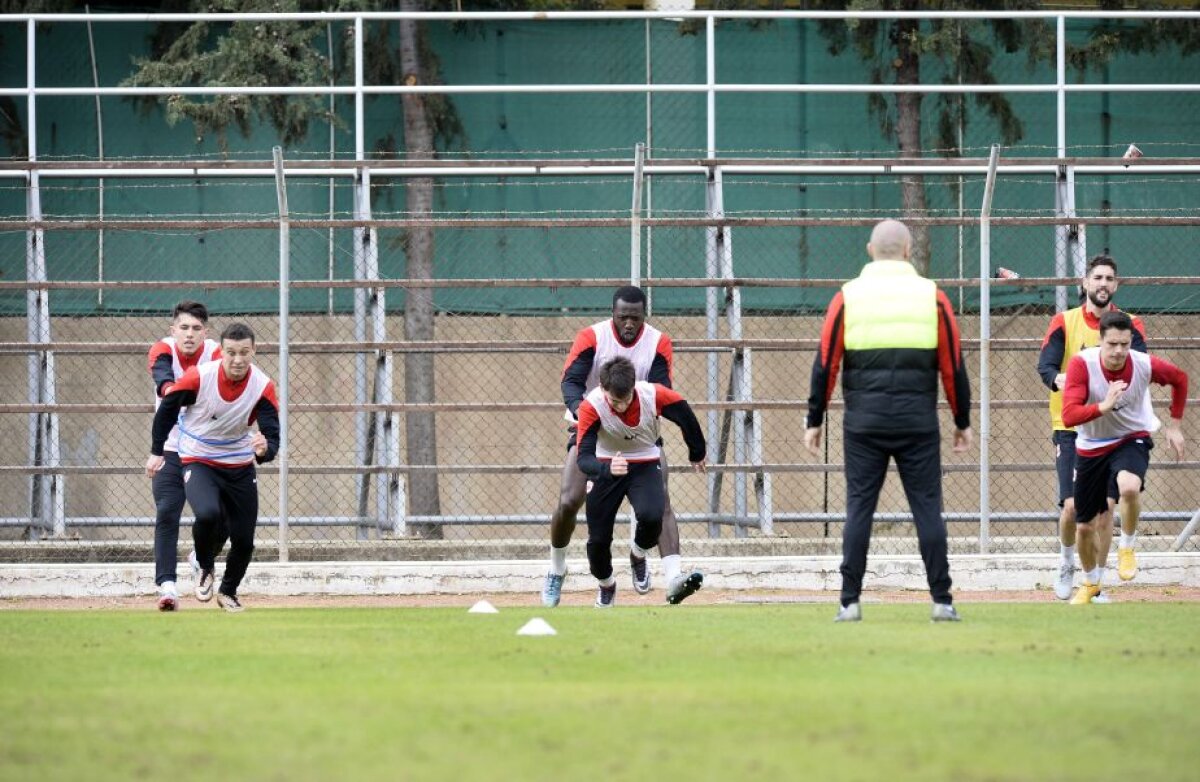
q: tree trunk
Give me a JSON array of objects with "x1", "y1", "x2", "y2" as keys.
[
  {"x1": 398, "y1": 2, "x2": 441, "y2": 537},
  {"x1": 894, "y1": 13, "x2": 931, "y2": 276}
]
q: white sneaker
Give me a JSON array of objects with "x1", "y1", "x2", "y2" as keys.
[
  {"x1": 834, "y1": 602, "x2": 861, "y2": 622},
  {"x1": 1053, "y1": 561, "x2": 1075, "y2": 601},
  {"x1": 157, "y1": 581, "x2": 178, "y2": 612},
  {"x1": 1090, "y1": 590, "x2": 1112, "y2": 604}
]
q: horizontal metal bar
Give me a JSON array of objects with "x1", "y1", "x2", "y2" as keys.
[
  {"x1": 5, "y1": 83, "x2": 1199, "y2": 98},
  {"x1": 1, "y1": 337, "x2": 1198, "y2": 357},
  {"x1": 3, "y1": 217, "x2": 1199, "y2": 232},
  {"x1": 4, "y1": 510, "x2": 1195, "y2": 529},
  {"x1": 3, "y1": 461, "x2": 1198, "y2": 477},
  {"x1": 2, "y1": 162, "x2": 1200, "y2": 179},
  {"x1": 9, "y1": 10, "x2": 1200, "y2": 22},
  {"x1": 2, "y1": 274, "x2": 1198, "y2": 293}
]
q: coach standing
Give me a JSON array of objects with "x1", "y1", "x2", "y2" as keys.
[
  {"x1": 146, "y1": 322, "x2": 279, "y2": 613},
  {"x1": 804, "y1": 219, "x2": 973, "y2": 623}
]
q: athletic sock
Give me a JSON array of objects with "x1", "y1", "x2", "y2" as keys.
[
  {"x1": 598, "y1": 575, "x2": 616, "y2": 588},
  {"x1": 1060, "y1": 544, "x2": 1075, "y2": 565},
  {"x1": 661, "y1": 554, "x2": 682, "y2": 582},
  {"x1": 630, "y1": 541, "x2": 650, "y2": 560},
  {"x1": 550, "y1": 545, "x2": 568, "y2": 576},
  {"x1": 1096, "y1": 567, "x2": 1106, "y2": 588},
  {"x1": 1084, "y1": 567, "x2": 1100, "y2": 585},
  {"x1": 1120, "y1": 531, "x2": 1138, "y2": 549}
]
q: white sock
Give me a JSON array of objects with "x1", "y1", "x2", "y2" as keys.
[
  {"x1": 160, "y1": 580, "x2": 176, "y2": 595},
  {"x1": 1085, "y1": 567, "x2": 1100, "y2": 585},
  {"x1": 549, "y1": 546, "x2": 568, "y2": 576},
  {"x1": 661, "y1": 554, "x2": 682, "y2": 582},
  {"x1": 1095, "y1": 567, "x2": 1106, "y2": 588},
  {"x1": 598, "y1": 575, "x2": 616, "y2": 588},
  {"x1": 630, "y1": 542, "x2": 650, "y2": 560},
  {"x1": 1120, "y1": 531, "x2": 1137, "y2": 549},
  {"x1": 1060, "y1": 544, "x2": 1075, "y2": 565}
]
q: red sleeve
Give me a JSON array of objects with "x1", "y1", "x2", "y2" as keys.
[
  {"x1": 211, "y1": 345, "x2": 224, "y2": 360},
  {"x1": 1061, "y1": 355, "x2": 1101, "y2": 428},
  {"x1": 935, "y1": 290, "x2": 970, "y2": 428},
  {"x1": 163, "y1": 365, "x2": 202, "y2": 397},
  {"x1": 1149, "y1": 355, "x2": 1189, "y2": 420},
  {"x1": 561, "y1": 326, "x2": 597, "y2": 378},
  {"x1": 147, "y1": 341, "x2": 172, "y2": 374},
  {"x1": 653, "y1": 383, "x2": 684, "y2": 413},
  {"x1": 818, "y1": 291, "x2": 845, "y2": 401},
  {"x1": 656, "y1": 333, "x2": 674, "y2": 385},
  {"x1": 574, "y1": 400, "x2": 599, "y2": 449},
  {"x1": 1040, "y1": 312, "x2": 1066, "y2": 348},
  {"x1": 249, "y1": 381, "x2": 279, "y2": 425}
]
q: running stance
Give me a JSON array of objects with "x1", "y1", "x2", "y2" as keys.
[
  {"x1": 146, "y1": 322, "x2": 279, "y2": 613},
  {"x1": 576, "y1": 357, "x2": 706, "y2": 608},
  {"x1": 542, "y1": 285, "x2": 703, "y2": 606},
  {"x1": 1060, "y1": 310, "x2": 1187, "y2": 605},
  {"x1": 147, "y1": 300, "x2": 223, "y2": 611}
]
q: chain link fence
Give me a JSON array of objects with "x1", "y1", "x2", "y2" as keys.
[{"x1": 2, "y1": 168, "x2": 1199, "y2": 565}]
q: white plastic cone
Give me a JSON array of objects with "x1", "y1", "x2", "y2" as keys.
[
  {"x1": 516, "y1": 617, "x2": 557, "y2": 636},
  {"x1": 468, "y1": 600, "x2": 499, "y2": 614}
]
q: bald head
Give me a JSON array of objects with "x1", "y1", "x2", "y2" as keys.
[{"x1": 867, "y1": 219, "x2": 912, "y2": 261}]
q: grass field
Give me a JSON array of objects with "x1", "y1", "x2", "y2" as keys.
[{"x1": 2, "y1": 601, "x2": 1199, "y2": 781}]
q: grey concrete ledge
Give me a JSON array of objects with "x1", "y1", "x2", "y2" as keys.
[{"x1": 2, "y1": 553, "x2": 1200, "y2": 599}]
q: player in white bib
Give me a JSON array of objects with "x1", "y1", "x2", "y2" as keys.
[
  {"x1": 146, "y1": 301, "x2": 223, "y2": 611},
  {"x1": 542, "y1": 286, "x2": 703, "y2": 607},
  {"x1": 1060, "y1": 310, "x2": 1188, "y2": 604},
  {"x1": 146, "y1": 322, "x2": 279, "y2": 613},
  {"x1": 576, "y1": 357, "x2": 707, "y2": 607}
]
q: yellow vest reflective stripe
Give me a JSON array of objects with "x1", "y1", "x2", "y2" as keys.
[
  {"x1": 1049, "y1": 306, "x2": 1102, "y2": 432},
  {"x1": 843, "y1": 261, "x2": 938, "y2": 350}
]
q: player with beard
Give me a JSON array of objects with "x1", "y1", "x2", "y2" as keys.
[{"x1": 1037, "y1": 255, "x2": 1147, "y2": 601}]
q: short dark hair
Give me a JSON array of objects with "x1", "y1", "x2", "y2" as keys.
[
  {"x1": 598, "y1": 356, "x2": 636, "y2": 398},
  {"x1": 1098, "y1": 309, "x2": 1133, "y2": 337},
  {"x1": 612, "y1": 285, "x2": 647, "y2": 310},
  {"x1": 221, "y1": 322, "x2": 256, "y2": 345},
  {"x1": 172, "y1": 300, "x2": 209, "y2": 323},
  {"x1": 1087, "y1": 254, "x2": 1117, "y2": 276}
]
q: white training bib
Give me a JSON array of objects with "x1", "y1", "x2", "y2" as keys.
[
  {"x1": 1075, "y1": 348, "x2": 1160, "y2": 451},
  {"x1": 587, "y1": 381, "x2": 661, "y2": 462},
  {"x1": 177, "y1": 362, "x2": 270, "y2": 467},
  {"x1": 155, "y1": 337, "x2": 220, "y2": 453}
]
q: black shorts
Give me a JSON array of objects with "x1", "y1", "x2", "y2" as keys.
[
  {"x1": 1052, "y1": 430, "x2": 1076, "y2": 507},
  {"x1": 1072, "y1": 437, "x2": 1152, "y2": 525}
]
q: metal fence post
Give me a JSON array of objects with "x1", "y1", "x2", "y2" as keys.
[
  {"x1": 273, "y1": 146, "x2": 291, "y2": 563},
  {"x1": 978, "y1": 144, "x2": 1001, "y2": 553}
]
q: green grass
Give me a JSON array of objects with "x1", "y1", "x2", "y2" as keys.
[{"x1": 2, "y1": 602, "x2": 1199, "y2": 782}]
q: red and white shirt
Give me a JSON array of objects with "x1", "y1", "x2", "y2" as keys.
[
  {"x1": 561, "y1": 320, "x2": 673, "y2": 420},
  {"x1": 1062, "y1": 347, "x2": 1188, "y2": 457},
  {"x1": 147, "y1": 336, "x2": 221, "y2": 453},
  {"x1": 170, "y1": 362, "x2": 277, "y2": 467},
  {"x1": 576, "y1": 381, "x2": 685, "y2": 463}
]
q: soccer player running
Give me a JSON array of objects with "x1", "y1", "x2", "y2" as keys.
[
  {"x1": 542, "y1": 285, "x2": 703, "y2": 607},
  {"x1": 1060, "y1": 310, "x2": 1187, "y2": 605},
  {"x1": 146, "y1": 300, "x2": 224, "y2": 611},
  {"x1": 145, "y1": 322, "x2": 279, "y2": 613},
  {"x1": 575, "y1": 357, "x2": 707, "y2": 608},
  {"x1": 1037, "y1": 255, "x2": 1147, "y2": 600}
]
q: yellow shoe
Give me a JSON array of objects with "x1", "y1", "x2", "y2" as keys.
[
  {"x1": 1070, "y1": 582, "x2": 1101, "y2": 605},
  {"x1": 1118, "y1": 547, "x2": 1138, "y2": 581}
]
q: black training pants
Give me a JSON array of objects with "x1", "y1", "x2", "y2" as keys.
[
  {"x1": 151, "y1": 451, "x2": 187, "y2": 587},
  {"x1": 184, "y1": 461, "x2": 259, "y2": 596},
  {"x1": 153, "y1": 451, "x2": 229, "y2": 586},
  {"x1": 840, "y1": 428, "x2": 952, "y2": 607},
  {"x1": 585, "y1": 460, "x2": 665, "y2": 581}
]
